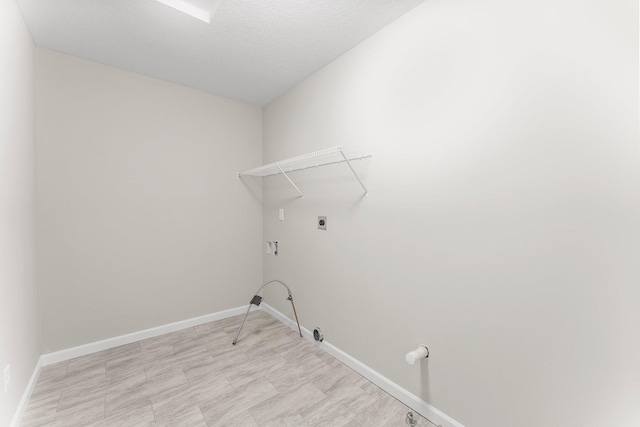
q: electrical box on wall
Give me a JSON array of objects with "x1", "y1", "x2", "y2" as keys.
[
  {"x1": 318, "y1": 216, "x2": 327, "y2": 230},
  {"x1": 266, "y1": 241, "x2": 278, "y2": 255}
]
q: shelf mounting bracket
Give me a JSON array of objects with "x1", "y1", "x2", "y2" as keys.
[
  {"x1": 338, "y1": 149, "x2": 369, "y2": 196},
  {"x1": 274, "y1": 162, "x2": 304, "y2": 198}
]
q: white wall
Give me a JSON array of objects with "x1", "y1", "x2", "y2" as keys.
[
  {"x1": 262, "y1": 1, "x2": 640, "y2": 426},
  {"x1": 36, "y1": 49, "x2": 263, "y2": 352},
  {"x1": 0, "y1": 0, "x2": 39, "y2": 425}
]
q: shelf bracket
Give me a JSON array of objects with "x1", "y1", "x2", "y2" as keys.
[
  {"x1": 274, "y1": 162, "x2": 304, "y2": 198},
  {"x1": 338, "y1": 149, "x2": 369, "y2": 196}
]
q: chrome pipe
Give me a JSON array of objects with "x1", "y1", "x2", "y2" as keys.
[{"x1": 232, "y1": 280, "x2": 302, "y2": 345}]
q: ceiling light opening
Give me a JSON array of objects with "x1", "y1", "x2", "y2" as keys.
[{"x1": 156, "y1": 0, "x2": 220, "y2": 23}]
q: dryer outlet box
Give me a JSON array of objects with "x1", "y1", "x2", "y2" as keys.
[{"x1": 318, "y1": 216, "x2": 327, "y2": 230}]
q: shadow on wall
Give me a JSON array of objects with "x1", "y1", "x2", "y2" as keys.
[
  {"x1": 238, "y1": 175, "x2": 264, "y2": 202},
  {"x1": 420, "y1": 358, "x2": 432, "y2": 404}
]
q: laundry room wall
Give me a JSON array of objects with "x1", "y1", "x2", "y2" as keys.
[
  {"x1": 36, "y1": 49, "x2": 263, "y2": 352},
  {"x1": 0, "y1": 1, "x2": 39, "y2": 425},
  {"x1": 262, "y1": 1, "x2": 640, "y2": 426}
]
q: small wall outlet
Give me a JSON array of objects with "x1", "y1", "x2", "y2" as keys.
[
  {"x1": 279, "y1": 208, "x2": 284, "y2": 221},
  {"x1": 4, "y1": 364, "x2": 10, "y2": 394},
  {"x1": 318, "y1": 216, "x2": 327, "y2": 230}
]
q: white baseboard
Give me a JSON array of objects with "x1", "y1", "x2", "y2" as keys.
[
  {"x1": 12, "y1": 306, "x2": 246, "y2": 426},
  {"x1": 15, "y1": 304, "x2": 463, "y2": 427},
  {"x1": 10, "y1": 356, "x2": 42, "y2": 427},
  {"x1": 40, "y1": 306, "x2": 246, "y2": 366},
  {"x1": 260, "y1": 303, "x2": 465, "y2": 427}
]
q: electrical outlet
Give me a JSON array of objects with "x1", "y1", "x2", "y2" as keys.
[{"x1": 4, "y1": 364, "x2": 10, "y2": 394}]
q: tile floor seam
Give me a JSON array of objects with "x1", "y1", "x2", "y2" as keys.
[
  {"x1": 248, "y1": 409, "x2": 260, "y2": 426},
  {"x1": 197, "y1": 403, "x2": 210, "y2": 427},
  {"x1": 54, "y1": 390, "x2": 62, "y2": 414}
]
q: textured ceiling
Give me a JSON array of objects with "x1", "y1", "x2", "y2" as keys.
[{"x1": 17, "y1": 0, "x2": 424, "y2": 105}]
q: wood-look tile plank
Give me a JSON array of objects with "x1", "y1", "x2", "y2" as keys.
[
  {"x1": 310, "y1": 361, "x2": 363, "y2": 398},
  {"x1": 222, "y1": 351, "x2": 288, "y2": 388},
  {"x1": 56, "y1": 364, "x2": 108, "y2": 413},
  {"x1": 36, "y1": 361, "x2": 68, "y2": 384},
  {"x1": 67, "y1": 343, "x2": 140, "y2": 374},
  {"x1": 301, "y1": 396, "x2": 354, "y2": 427},
  {"x1": 103, "y1": 369, "x2": 149, "y2": 418},
  {"x1": 182, "y1": 354, "x2": 236, "y2": 389},
  {"x1": 144, "y1": 346, "x2": 208, "y2": 380},
  {"x1": 210, "y1": 410, "x2": 259, "y2": 427},
  {"x1": 21, "y1": 309, "x2": 434, "y2": 427},
  {"x1": 105, "y1": 361, "x2": 146, "y2": 382},
  {"x1": 247, "y1": 382, "x2": 326, "y2": 425},
  {"x1": 342, "y1": 394, "x2": 416, "y2": 427},
  {"x1": 51, "y1": 395, "x2": 105, "y2": 427},
  {"x1": 150, "y1": 376, "x2": 232, "y2": 422},
  {"x1": 135, "y1": 340, "x2": 175, "y2": 366},
  {"x1": 94, "y1": 404, "x2": 155, "y2": 427},
  {"x1": 260, "y1": 414, "x2": 310, "y2": 427},
  {"x1": 275, "y1": 335, "x2": 319, "y2": 362},
  {"x1": 263, "y1": 358, "x2": 310, "y2": 394},
  {"x1": 227, "y1": 329, "x2": 266, "y2": 353},
  {"x1": 200, "y1": 330, "x2": 240, "y2": 360},
  {"x1": 355, "y1": 375, "x2": 388, "y2": 400},
  {"x1": 150, "y1": 404, "x2": 207, "y2": 426},
  {"x1": 199, "y1": 376, "x2": 279, "y2": 426},
  {"x1": 19, "y1": 392, "x2": 60, "y2": 427},
  {"x1": 327, "y1": 384, "x2": 378, "y2": 414}
]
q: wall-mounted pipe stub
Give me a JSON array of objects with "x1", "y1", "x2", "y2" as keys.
[{"x1": 405, "y1": 345, "x2": 429, "y2": 365}]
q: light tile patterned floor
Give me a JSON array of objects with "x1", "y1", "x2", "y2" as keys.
[{"x1": 21, "y1": 310, "x2": 435, "y2": 426}]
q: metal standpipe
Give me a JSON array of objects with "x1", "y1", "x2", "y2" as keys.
[{"x1": 232, "y1": 280, "x2": 302, "y2": 345}]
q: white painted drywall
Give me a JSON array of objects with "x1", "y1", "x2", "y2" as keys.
[
  {"x1": 262, "y1": 1, "x2": 640, "y2": 426},
  {"x1": 36, "y1": 49, "x2": 263, "y2": 352},
  {"x1": 0, "y1": 1, "x2": 39, "y2": 425}
]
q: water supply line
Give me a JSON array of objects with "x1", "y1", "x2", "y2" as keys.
[{"x1": 232, "y1": 280, "x2": 302, "y2": 345}]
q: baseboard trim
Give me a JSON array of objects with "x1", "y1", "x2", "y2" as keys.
[
  {"x1": 260, "y1": 303, "x2": 465, "y2": 427},
  {"x1": 17, "y1": 304, "x2": 463, "y2": 427},
  {"x1": 10, "y1": 355, "x2": 43, "y2": 427},
  {"x1": 12, "y1": 306, "x2": 246, "y2": 426},
  {"x1": 40, "y1": 306, "x2": 247, "y2": 366}
]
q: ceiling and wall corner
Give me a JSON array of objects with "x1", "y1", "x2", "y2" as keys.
[{"x1": 15, "y1": 0, "x2": 425, "y2": 106}]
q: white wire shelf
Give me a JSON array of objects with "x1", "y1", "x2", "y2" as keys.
[{"x1": 237, "y1": 146, "x2": 371, "y2": 197}]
